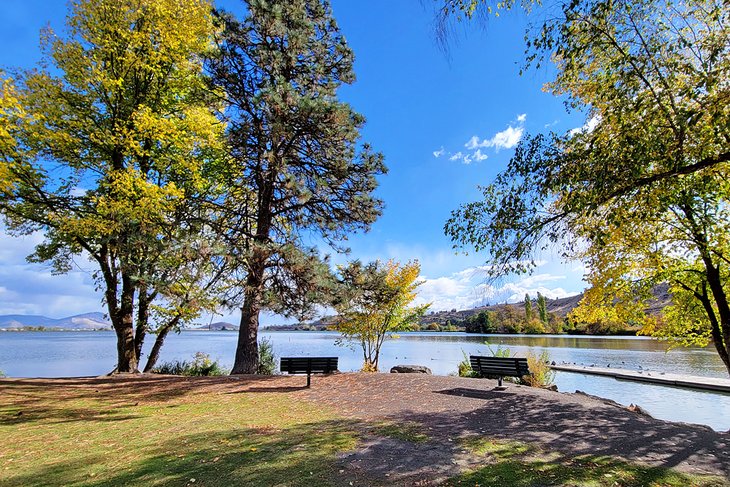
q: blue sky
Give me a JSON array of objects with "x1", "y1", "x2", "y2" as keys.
[{"x1": 0, "y1": 0, "x2": 590, "y2": 323}]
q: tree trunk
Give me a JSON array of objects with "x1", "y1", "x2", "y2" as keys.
[
  {"x1": 231, "y1": 285, "x2": 262, "y2": 374},
  {"x1": 143, "y1": 318, "x2": 179, "y2": 373},
  {"x1": 231, "y1": 256, "x2": 265, "y2": 374},
  {"x1": 134, "y1": 285, "x2": 151, "y2": 364},
  {"x1": 114, "y1": 275, "x2": 138, "y2": 373}
]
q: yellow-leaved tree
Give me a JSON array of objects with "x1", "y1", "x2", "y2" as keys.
[
  {"x1": 333, "y1": 260, "x2": 430, "y2": 372},
  {"x1": 0, "y1": 0, "x2": 223, "y2": 373}
]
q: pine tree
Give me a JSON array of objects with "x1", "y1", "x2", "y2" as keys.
[
  {"x1": 208, "y1": 0, "x2": 386, "y2": 374},
  {"x1": 524, "y1": 293, "x2": 533, "y2": 321},
  {"x1": 537, "y1": 293, "x2": 548, "y2": 325}
]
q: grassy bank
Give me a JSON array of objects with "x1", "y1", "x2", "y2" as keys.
[{"x1": 0, "y1": 375, "x2": 725, "y2": 486}]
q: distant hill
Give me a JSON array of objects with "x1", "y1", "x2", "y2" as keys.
[
  {"x1": 420, "y1": 293, "x2": 585, "y2": 326},
  {"x1": 0, "y1": 312, "x2": 111, "y2": 330},
  {"x1": 420, "y1": 284, "x2": 671, "y2": 326},
  {"x1": 192, "y1": 321, "x2": 239, "y2": 331},
  {"x1": 273, "y1": 284, "x2": 672, "y2": 333}
]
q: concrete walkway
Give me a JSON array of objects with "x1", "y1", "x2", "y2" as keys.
[{"x1": 551, "y1": 364, "x2": 730, "y2": 393}]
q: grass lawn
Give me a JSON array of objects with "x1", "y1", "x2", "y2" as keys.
[{"x1": 0, "y1": 376, "x2": 726, "y2": 486}]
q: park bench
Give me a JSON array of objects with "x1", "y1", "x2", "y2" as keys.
[
  {"x1": 469, "y1": 355, "x2": 530, "y2": 387},
  {"x1": 280, "y1": 357, "x2": 338, "y2": 387}
]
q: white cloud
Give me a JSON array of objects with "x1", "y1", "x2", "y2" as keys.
[
  {"x1": 569, "y1": 115, "x2": 601, "y2": 136},
  {"x1": 0, "y1": 228, "x2": 103, "y2": 317},
  {"x1": 463, "y1": 117, "x2": 525, "y2": 152},
  {"x1": 489, "y1": 125, "x2": 524, "y2": 150},
  {"x1": 544, "y1": 119, "x2": 559, "y2": 129},
  {"x1": 414, "y1": 263, "x2": 580, "y2": 312},
  {"x1": 444, "y1": 113, "x2": 528, "y2": 164},
  {"x1": 464, "y1": 136, "x2": 481, "y2": 151},
  {"x1": 473, "y1": 149, "x2": 488, "y2": 161},
  {"x1": 432, "y1": 147, "x2": 445, "y2": 158}
]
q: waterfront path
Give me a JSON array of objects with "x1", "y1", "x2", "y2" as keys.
[{"x1": 550, "y1": 364, "x2": 730, "y2": 393}]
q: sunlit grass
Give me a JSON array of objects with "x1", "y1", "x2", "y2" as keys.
[{"x1": 0, "y1": 380, "x2": 357, "y2": 486}]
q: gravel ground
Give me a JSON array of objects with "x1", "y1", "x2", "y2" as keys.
[{"x1": 294, "y1": 373, "x2": 730, "y2": 483}]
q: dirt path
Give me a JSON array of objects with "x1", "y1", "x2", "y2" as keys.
[{"x1": 293, "y1": 373, "x2": 730, "y2": 484}]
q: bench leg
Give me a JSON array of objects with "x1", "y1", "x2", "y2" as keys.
[
  {"x1": 498, "y1": 377, "x2": 503, "y2": 387},
  {"x1": 307, "y1": 372, "x2": 311, "y2": 388}
]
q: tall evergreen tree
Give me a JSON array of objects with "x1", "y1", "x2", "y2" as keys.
[
  {"x1": 524, "y1": 293, "x2": 532, "y2": 321},
  {"x1": 537, "y1": 293, "x2": 548, "y2": 325},
  {"x1": 208, "y1": 0, "x2": 386, "y2": 374}
]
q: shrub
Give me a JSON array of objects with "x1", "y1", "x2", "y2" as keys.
[
  {"x1": 485, "y1": 340, "x2": 513, "y2": 358},
  {"x1": 361, "y1": 362, "x2": 378, "y2": 373},
  {"x1": 153, "y1": 352, "x2": 227, "y2": 376},
  {"x1": 257, "y1": 338, "x2": 276, "y2": 375},
  {"x1": 520, "y1": 350, "x2": 556, "y2": 388},
  {"x1": 457, "y1": 351, "x2": 479, "y2": 378}
]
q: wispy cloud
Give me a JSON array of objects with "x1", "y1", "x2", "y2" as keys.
[
  {"x1": 465, "y1": 125, "x2": 524, "y2": 151},
  {"x1": 569, "y1": 115, "x2": 600, "y2": 136},
  {"x1": 435, "y1": 113, "x2": 528, "y2": 165},
  {"x1": 0, "y1": 227, "x2": 103, "y2": 317}
]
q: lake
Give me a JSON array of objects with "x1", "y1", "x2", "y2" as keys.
[{"x1": 1, "y1": 331, "x2": 729, "y2": 431}]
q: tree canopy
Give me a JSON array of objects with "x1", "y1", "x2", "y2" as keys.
[
  {"x1": 444, "y1": 0, "x2": 730, "y2": 373},
  {"x1": 207, "y1": 0, "x2": 386, "y2": 374},
  {"x1": 0, "y1": 0, "x2": 223, "y2": 372},
  {"x1": 333, "y1": 260, "x2": 429, "y2": 372}
]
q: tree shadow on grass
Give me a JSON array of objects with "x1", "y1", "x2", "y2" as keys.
[
  {"x1": 0, "y1": 375, "x2": 293, "y2": 405},
  {"x1": 3, "y1": 419, "x2": 365, "y2": 487},
  {"x1": 0, "y1": 405, "x2": 141, "y2": 426},
  {"x1": 443, "y1": 451, "x2": 725, "y2": 487}
]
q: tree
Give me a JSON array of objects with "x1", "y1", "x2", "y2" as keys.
[
  {"x1": 334, "y1": 260, "x2": 429, "y2": 371},
  {"x1": 0, "y1": 76, "x2": 22, "y2": 193},
  {"x1": 207, "y1": 0, "x2": 386, "y2": 374},
  {"x1": 524, "y1": 293, "x2": 533, "y2": 321},
  {"x1": 536, "y1": 293, "x2": 548, "y2": 325},
  {"x1": 0, "y1": 0, "x2": 222, "y2": 372},
  {"x1": 444, "y1": 0, "x2": 730, "y2": 373}
]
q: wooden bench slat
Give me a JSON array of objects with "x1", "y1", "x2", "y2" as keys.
[
  {"x1": 280, "y1": 357, "x2": 339, "y2": 387},
  {"x1": 469, "y1": 355, "x2": 531, "y2": 386}
]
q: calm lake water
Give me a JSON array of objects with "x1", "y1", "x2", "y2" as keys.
[{"x1": 1, "y1": 331, "x2": 729, "y2": 431}]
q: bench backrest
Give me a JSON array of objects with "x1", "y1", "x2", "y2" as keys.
[
  {"x1": 469, "y1": 355, "x2": 530, "y2": 377},
  {"x1": 280, "y1": 357, "x2": 338, "y2": 374}
]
